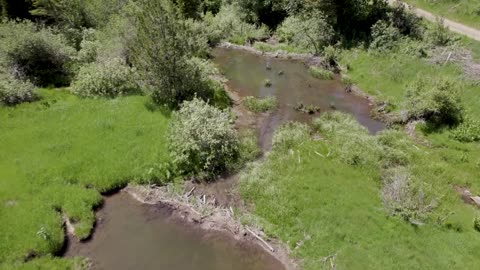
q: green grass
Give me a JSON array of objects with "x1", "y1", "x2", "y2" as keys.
[
  {"x1": 242, "y1": 96, "x2": 277, "y2": 113},
  {"x1": 240, "y1": 116, "x2": 480, "y2": 270},
  {"x1": 0, "y1": 89, "x2": 171, "y2": 267},
  {"x1": 309, "y1": 66, "x2": 334, "y2": 80},
  {"x1": 404, "y1": 0, "x2": 480, "y2": 29}
]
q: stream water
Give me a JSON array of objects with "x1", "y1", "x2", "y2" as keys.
[
  {"x1": 212, "y1": 47, "x2": 385, "y2": 149},
  {"x1": 64, "y1": 193, "x2": 285, "y2": 270},
  {"x1": 65, "y1": 48, "x2": 385, "y2": 270}
]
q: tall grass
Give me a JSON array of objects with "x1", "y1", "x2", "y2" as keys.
[{"x1": 0, "y1": 89, "x2": 170, "y2": 265}]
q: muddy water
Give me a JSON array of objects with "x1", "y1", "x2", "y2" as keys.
[
  {"x1": 212, "y1": 47, "x2": 385, "y2": 149},
  {"x1": 65, "y1": 193, "x2": 284, "y2": 270}
]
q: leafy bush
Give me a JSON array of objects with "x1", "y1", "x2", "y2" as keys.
[
  {"x1": 322, "y1": 45, "x2": 340, "y2": 66},
  {"x1": 309, "y1": 66, "x2": 333, "y2": 80},
  {"x1": 450, "y1": 117, "x2": 480, "y2": 142},
  {"x1": 71, "y1": 58, "x2": 140, "y2": 98},
  {"x1": 370, "y1": 20, "x2": 401, "y2": 51},
  {"x1": 0, "y1": 21, "x2": 75, "y2": 86},
  {"x1": 243, "y1": 96, "x2": 277, "y2": 112},
  {"x1": 203, "y1": 5, "x2": 269, "y2": 45},
  {"x1": 0, "y1": 74, "x2": 36, "y2": 106},
  {"x1": 405, "y1": 78, "x2": 463, "y2": 126},
  {"x1": 272, "y1": 122, "x2": 310, "y2": 152},
  {"x1": 276, "y1": 11, "x2": 334, "y2": 55},
  {"x1": 168, "y1": 98, "x2": 239, "y2": 179}
]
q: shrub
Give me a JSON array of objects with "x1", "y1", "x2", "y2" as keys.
[
  {"x1": 309, "y1": 66, "x2": 333, "y2": 80},
  {"x1": 322, "y1": 45, "x2": 340, "y2": 66},
  {"x1": 0, "y1": 74, "x2": 36, "y2": 106},
  {"x1": 203, "y1": 5, "x2": 269, "y2": 45},
  {"x1": 71, "y1": 58, "x2": 140, "y2": 98},
  {"x1": 0, "y1": 21, "x2": 75, "y2": 87},
  {"x1": 168, "y1": 98, "x2": 239, "y2": 179},
  {"x1": 381, "y1": 167, "x2": 434, "y2": 223},
  {"x1": 405, "y1": 78, "x2": 463, "y2": 126},
  {"x1": 376, "y1": 129, "x2": 413, "y2": 168},
  {"x1": 427, "y1": 18, "x2": 453, "y2": 46},
  {"x1": 370, "y1": 20, "x2": 401, "y2": 51},
  {"x1": 276, "y1": 11, "x2": 334, "y2": 55},
  {"x1": 474, "y1": 217, "x2": 480, "y2": 232},
  {"x1": 272, "y1": 122, "x2": 310, "y2": 152},
  {"x1": 450, "y1": 117, "x2": 480, "y2": 142},
  {"x1": 243, "y1": 96, "x2": 277, "y2": 112}
]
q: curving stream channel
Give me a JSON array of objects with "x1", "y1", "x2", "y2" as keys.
[{"x1": 65, "y1": 47, "x2": 384, "y2": 270}]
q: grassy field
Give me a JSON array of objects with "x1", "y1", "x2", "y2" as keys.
[
  {"x1": 240, "y1": 117, "x2": 480, "y2": 270},
  {"x1": 404, "y1": 0, "x2": 480, "y2": 29},
  {"x1": 239, "y1": 16, "x2": 480, "y2": 269},
  {"x1": 0, "y1": 89, "x2": 171, "y2": 267}
]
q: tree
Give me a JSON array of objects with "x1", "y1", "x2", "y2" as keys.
[
  {"x1": 0, "y1": 0, "x2": 32, "y2": 19},
  {"x1": 131, "y1": 0, "x2": 212, "y2": 108}
]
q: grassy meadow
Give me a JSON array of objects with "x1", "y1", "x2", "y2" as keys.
[
  {"x1": 0, "y1": 89, "x2": 171, "y2": 267},
  {"x1": 404, "y1": 0, "x2": 480, "y2": 29}
]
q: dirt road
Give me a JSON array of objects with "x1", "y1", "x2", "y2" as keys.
[{"x1": 390, "y1": 0, "x2": 480, "y2": 41}]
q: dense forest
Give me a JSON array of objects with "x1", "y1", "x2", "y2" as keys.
[{"x1": 1, "y1": 0, "x2": 480, "y2": 269}]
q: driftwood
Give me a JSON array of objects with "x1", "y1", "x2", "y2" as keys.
[
  {"x1": 185, "y1": 187, "x2": 195, "y2": 198},
  {"x1": 246, "y1": 227, "x2": 275, "y2": 252}
]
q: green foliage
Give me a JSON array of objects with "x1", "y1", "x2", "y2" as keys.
[
  {"x1": 387, "y1": 2, "x2": 423, "y2": 38},
  {"x1": 0, "y1": 21, "x2": 75, "y2": 87},
  {"x1": 271, "y1": 122, "x2": 310, "y2": 152},
  {"x1": 71, "y1": 58, "x2": 140, "y2": 98},
  {"x1": 0, "y1": 74, "x2": 36, "y2": 106},
  {"x1": 168, "y1": 98, "x2": 239, "y2": 179},
  {"x1": 370, "y1": 20, "x2": 401, "y2": 51},
  {"x1": 243, "y1": 96, "x2": 277, "y2": 112},
  {"x1": 405, "y1": 78, "x2": 463, "y2": 126},
  {"x1": 309, "y1": 66, "x2": 333, "y2": 80},
  {"x1": 131, "y1": 0, "x2": 212, "y2": 108},
  {"x1": 234, "y1": 0, "x2": 287, "y2": 28},
  {"x1": 203, "y1": 4, "x2": 269, "y2": 45},
  {"x1": 276, "y1": 11, "x2": 334, "y2": 55},
  {"x1": 322, "y1": 45, "x2": 340, "y2": 66},
  {"x1": 427, "y1": 17, "x2": 453, "y2": 46},
  {"x1": 450, "y1": 116, "x2": 480, "y2": 142}
]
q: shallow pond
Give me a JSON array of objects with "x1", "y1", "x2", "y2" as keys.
[
  {"x1": 212, "y1": 47, "x2": 385, "y2": 149},
  {"x1": 65, "y1": 193, "x2": 285, "y2": 270}
]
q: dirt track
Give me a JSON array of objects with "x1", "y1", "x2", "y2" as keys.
[{"x1": 390, "y1": 0, "x2": 480, "y2": 41}]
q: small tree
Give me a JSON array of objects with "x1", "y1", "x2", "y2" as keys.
[
  {"x1": 168, "y1": 98, "x2": 239, "y2": 179},
  {"x1": 370, "y1": 20, "x2": 401, "y2": 51},
  {"x1": 131, "y1": 0, "x2": 212, "y2": 108}
]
